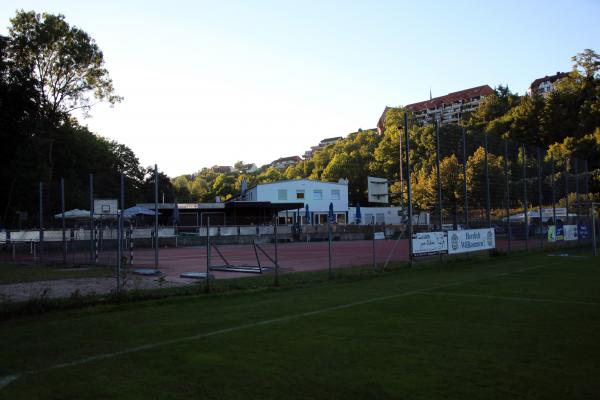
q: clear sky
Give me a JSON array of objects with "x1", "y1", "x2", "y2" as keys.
[{"x1": 1, "y1": 1, "x2": 599, "y2": 177}]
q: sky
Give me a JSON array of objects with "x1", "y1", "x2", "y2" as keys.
[{"x1": 1, "y1": 0, "x2": 599, "y2": 177}]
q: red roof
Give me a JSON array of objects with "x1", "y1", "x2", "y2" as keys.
[{"x1": 406, "y1": 85, "x2": 494, "y2": 112}]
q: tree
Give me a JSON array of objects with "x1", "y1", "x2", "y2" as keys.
[
  {"x1": 6, "y1": 10, "x2": 123, "y2": 199},
  {"x1": 7, "y1": 10, "x2": 122, "y2": 116}
]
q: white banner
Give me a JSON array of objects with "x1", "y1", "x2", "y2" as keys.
[
  {"x1": 541, "y1": 207, "x2": 567, "y2": 220},
  {"x1": 412, "y1": 232, "x2": 447, "y2": 255},
  {"x1": 447, "y1": 228, "x2": 495, "y2": 254},
  {"x1": 564, "y1": 225, "x2": 578, "y2": 241}
]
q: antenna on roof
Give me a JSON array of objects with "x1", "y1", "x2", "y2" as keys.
[{"x1": 429, "y1": 88, "x2": 432, "y2": 100}]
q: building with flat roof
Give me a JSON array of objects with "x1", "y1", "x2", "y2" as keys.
[
  {"x1": 270, "y1": 156, "x2": 302, "y2": 169},
  {"x1": 527, "y1": 72, "x2": 569, "y2": 96},
  {"x1": 303, "y1": 136, "x2": 343, "y2": 160},
  {"x1": 377, "y1": 85, "x2": 494, "y2": 132}
]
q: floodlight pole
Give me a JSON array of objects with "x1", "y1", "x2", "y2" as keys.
[
  {"x1": 484, "y1": 133, "x2": 491, "y2": 228},
  {"x1": 435, "y1": 120, "x2": 442, "y2": 230},
  {"x1": 404, "y1": 113, "x2": 413, "y2": 265}
]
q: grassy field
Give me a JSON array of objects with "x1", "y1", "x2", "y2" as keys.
[
  {"x1": 0, "y1": 263, "x2": 113, "y2": 284},
  {"x1": 0, "y1": 251, "x2": 599, "y2": 399}
]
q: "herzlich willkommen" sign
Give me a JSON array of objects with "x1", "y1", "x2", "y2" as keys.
[{"x1": 447, "y1": 228, "x2": 495, "y2": 254}]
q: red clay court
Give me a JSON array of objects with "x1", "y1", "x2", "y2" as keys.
[{"x1": 129, "y1": 238, "x2": 532, "y2": 282}]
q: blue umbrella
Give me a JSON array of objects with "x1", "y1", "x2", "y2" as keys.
[
  {"x1": 328, "y1": 202, "x2": 334, "y2": 224},
  {"x1": 355, "y1": 203, "x2": 361, "y2": 224},
  {"x1": 305, "y1": 204, "x2": 311, "y2": 225}
]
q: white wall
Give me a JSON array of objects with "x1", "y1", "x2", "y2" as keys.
[
  {"x1": 349, "y1": 207, "x2": 403, "y2": 225},
  {"x1": 256, "y1": 179, "x2": 348, "y2": 212}
]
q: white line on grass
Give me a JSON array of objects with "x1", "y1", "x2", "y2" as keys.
[
  {"x1": 421, "y1": 291, "x2": 600, "y2": 306},
  {"x1": 0, "y1": 262, "x2": 550, "y2": 390}
]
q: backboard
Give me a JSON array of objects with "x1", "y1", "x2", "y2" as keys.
[
  {"x1": 367, "y1": 176, "x2": 388, "y2": 204},
  {"x1": 94, "y1": 199, "x2": 118, "y2": 216}
]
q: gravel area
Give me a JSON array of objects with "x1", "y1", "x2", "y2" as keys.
[{"x1": 0, "y1": 276, "x2": 189, "y2": 303}]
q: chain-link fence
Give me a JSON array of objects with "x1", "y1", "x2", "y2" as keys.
[
  {"x1": 1, "y1": 121, "x2": 598, "y2": 303},
  {"x1": 401, "y1": 113, "x2": 598, "y2": 260}
]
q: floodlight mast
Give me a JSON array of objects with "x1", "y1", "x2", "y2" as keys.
[{"x1": 404, "y1": 112, "x2": 413, "y2": 264}]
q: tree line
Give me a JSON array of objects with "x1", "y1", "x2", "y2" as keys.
[
  {"x1": 172, "y1": 49, "x2": 599, "y2": 214},
  {"x1": 0, "y1": 11, "x2": 172, "y2": 228},
  {"x1": 1, "y1": 10, "x2": 598, "y2": 228}
]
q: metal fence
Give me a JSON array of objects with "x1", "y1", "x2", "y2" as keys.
[
  {"x1": 400, "y1": 112, "x2": 597, "y2": 260},
  {"x1": 0, "y1": 118, "x2": 598, "y2": 303}
]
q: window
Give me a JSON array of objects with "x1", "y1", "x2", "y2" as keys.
[
  {"x1": 278, "y1": 189, "x2": 287, "y2": 200},
  {"x1": 313, "y1": 190, "x2": 322, "y2": 200},
  {"x1": 331, "y1": 189, "x2": 340, "y2": 200},
  {"x1": 296, "y1": 190, "x2": 305, "y2": 199}
]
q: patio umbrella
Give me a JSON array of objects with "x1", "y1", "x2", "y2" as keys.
[
  {"x1": 172, "y1": 203, "x2": 180, "y2": 225},
  {"x1": 305, "y1": 204, "x2": 311, "y2": 225},
  {"x1": 355, "y1": 203, "x2": 362, "y2": 224},
  {"x1": 53, "y1": 209, "x2": 90, "y2": 219},
  {"x1": 328, "y1": 202, "x2": 334, "y2": 224},
  {"x1": 123, "y1": 206, "x2": 161, "y2": 218}
]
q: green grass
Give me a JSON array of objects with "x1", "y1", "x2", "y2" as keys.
[
  {"x1": 0, "y1": 263, "x2": 113, "y2": 284},
  {"x1": 0, "y1": 252, "x2": 599, "y2": 399}
]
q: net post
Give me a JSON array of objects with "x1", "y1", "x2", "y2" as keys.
[
  {"x1": 61, "y1": 177, "x2": 66, "y2": 264},
  {"x1": 154, "y1": 164, "x2": 159, "y2": 269}
]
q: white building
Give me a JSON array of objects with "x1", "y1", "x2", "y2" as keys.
[
  {"x1": 241, "y1": 179, "x2": 349, "y2": 224},
  {"x1": 527, "y1": 72, "x2": 569, "y2": 96}
]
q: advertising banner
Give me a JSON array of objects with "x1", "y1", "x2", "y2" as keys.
[
  {"x1": 412, "y1": 232, "x2": 447, "y2": 256},
  {"x1": 447, "y1": 228, "x2": 495, "y2": 254},
  {"x1": 564, "y1": 225, "x2": 578, "y2": 241}
]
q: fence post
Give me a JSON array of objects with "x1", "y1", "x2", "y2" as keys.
[
  {"x1": 398, "y1": 121, "x2": 404, "y2": 206},
  {"x1": 435, "y1": 120, "x2": 442, "y2": 230},
  {"x1": 206, "y1": 217, "x2": 211, "y2": 292},
  {"x1": 575, "y1": 158, "x2": 580, "y2": 245},
  {"x1": 404, "y1": 113, "x2": 413, "y2": 265},
  {"x1": 328, "y1": 215, "x2": 332, "y2": 279},
  {"x1": 117, "y1": 172, "x2": 124, "y2": 293},
  {"x1": 484, "y1": 133, "x2": 491, "y2": 228},
  {"x1": 462, "y1": 128, "x2": 468, "y2": 229},
  {"x1": 61, "y1": 177, "x2": 66, "y2": 264},
  {"x1": 154, "y1": 164, "x2": 159, "y2": 269},
  {"x1": 537, "y1": 147, "x2": 544, "y2": 250},
  {"x1": 565, "y1": 159, "x2": 569, "y2": 226},
  {"x1": 89, "y1": 173, "x2": 94, "y2": 264},
  {"x1": 39, "y1": 181, "x2": 44, "y2": 264},
  {"x1": 522, "y1": 145, "x2": 528, "y2": 250},
  {"x1": 372, "y1": 215, "x2": 376, "y2": 269},
  {"x1": 274, "y1": 220, "x2": 279, "y2": 286},
  {"x1": 551, "y1": 154, "x2": 556, "y2": 243},
  {"x1": 504, "y1": 140, "x2": 511, "y2": 253}
]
